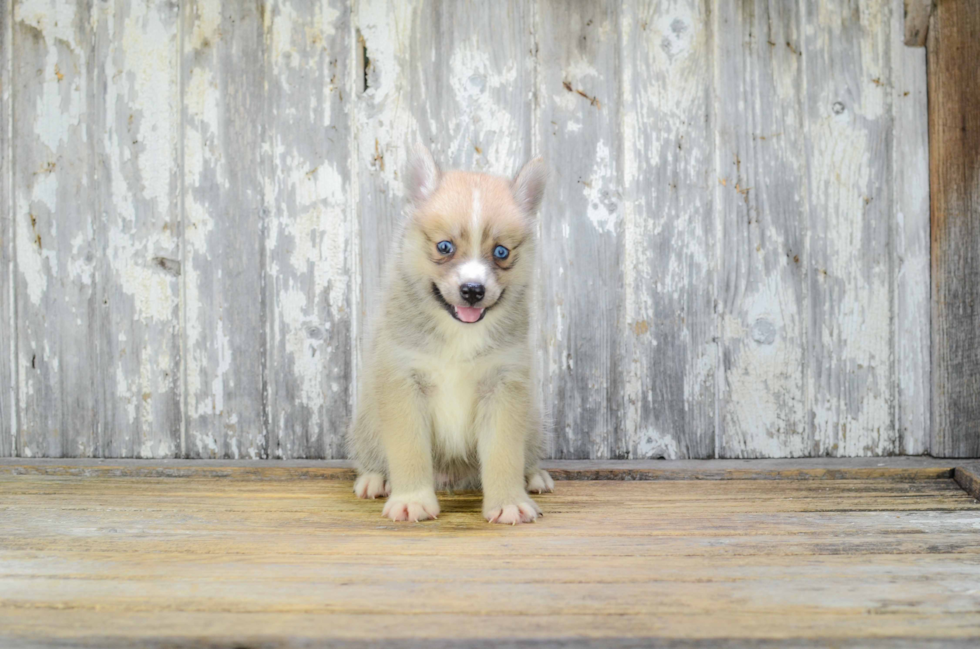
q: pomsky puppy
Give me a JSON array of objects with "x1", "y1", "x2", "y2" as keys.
[{"x1": 347, "y1": 144, "x2": 554, "y2": 525}]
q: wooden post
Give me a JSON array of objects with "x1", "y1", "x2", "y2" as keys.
[
  {"x1": 929, "y1": 0, "x2": 980, "y2": 457},
  {"x1": 904, "y1": 0, "x2": 932, "y2": 47}
]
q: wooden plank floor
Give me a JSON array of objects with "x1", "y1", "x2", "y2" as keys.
[{"x1": 1, "y1": 465, "x2": 980, "y2": 647}]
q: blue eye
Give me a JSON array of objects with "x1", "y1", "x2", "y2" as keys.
[
  {"x1": 436, "y1": 240, "x2": 455, "y2": 255},
  {"x1": 493, "y1": 245, "x2": 509, "y2": 260}
]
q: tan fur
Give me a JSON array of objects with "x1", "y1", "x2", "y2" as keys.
[{"x1": 347, "y1": 147, "x2": 553, "y2": 524}]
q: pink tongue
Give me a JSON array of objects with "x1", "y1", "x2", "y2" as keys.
[{"x1": 455, "y1": 306, "x2": 485, "y2": 323}]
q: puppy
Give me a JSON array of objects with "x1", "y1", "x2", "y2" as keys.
[{"x1": 347, "y1": 144, "x2": 554, "y2": 524}]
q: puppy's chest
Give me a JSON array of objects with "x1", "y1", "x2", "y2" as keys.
[{"x1": 418, "y1": 363, "x2": 483, "y2": 455}]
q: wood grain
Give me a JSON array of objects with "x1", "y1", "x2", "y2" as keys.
[
  {"x1": 0, "y1": 457, "x2": 960, "y2": 481},
  {"x1": 181, "y1": 0, "x2": 268, "y2": 458},
  {"x1": 891, "y1": 0, "x2": 931, "y2": 455},
  {"x1": 535, "y1": 0, "x2": 622, "y2": 459},
  {"x1": 3, "y1": 639, "x2": 979, "y2": 649},
  {"x1": 903, "y1": 0, "x2": 932, "y2": 46},
  {"x1": 0, "y1": 0, "x2": 12, "y2": 458},
  {"x1": 713, "y1": 0, "x2": 807, "y2": 457},
  {"x1": 955, "y1": 463, "x2": 980, "y2": 500},
  {"x1": 620, "y1": 0, "x2": 716, "y2": 459},
  {"x1": 350, "y1": 0, "x2": 417, "y2": 353},
  {"x1": 13, "y1": 0, "x2": 102, "y2": 458},
  {"x1": 1, "y1": 474, "x2": 978, "y2": 645},
  {"x1": 802, "y1": 0, "x2": 896, "y2": 456},
  {"x1": 263, "y1": 0, "x2": 354, "y2": 459},
  {"x1": 98, "y1": 0, "x2": 182, "y2": 458},
  {"x1": 929, "y1": 0, "x2": 980, "y2": 458},
  {"x1": 0, "y1": 0, "x2": 935, "y2": 460}
]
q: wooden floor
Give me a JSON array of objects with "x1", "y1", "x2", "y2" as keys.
[{"x1": 2, "y1": 461, "x2": 980, "y2": 648}]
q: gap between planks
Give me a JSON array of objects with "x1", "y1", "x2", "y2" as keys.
[{"x1": 1, "y1": 458, "x2": 977, "y2": 499}]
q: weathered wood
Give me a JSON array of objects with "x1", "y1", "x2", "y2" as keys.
[
  {"x1": 0, "y1": 457, "x2": 960, "y2": 481},
  {"x1": 802, "y1": 0, "x2": 896, "y2": 456},
  {"x1": 929, "y1": 0, "x2": 980, "y2": 458},
  {"x1": 713, "y1": 0, "x2": 807, "y2": 457},
  {"x1": 891, "y1": 0, "x2": 931, "y2": 454},
  {"x1": 0, "y1": 0, "x2": 935, "y2": 461},
  {"x1": 534, "y1": 0, "x2": 622, "y2": 459},
  {"x1": 620, "y1": 0, "x2": 716, "y2": 459},
  {"x1": 954, "y1": 463, "x2": 980, "y2": 500},
  {"x1": 350, "y1": 0, "x2": 414, "y2": 356},
  {"x1": 0, "y1": 459, "x2": 358, "y2": 481},
  {"x1": 263, "y1": 0, "x2": 353, "y2": 459},
  {"x1": 4, "y1": 639, "x2": 980, "y2": 649},
  {"x1": 1, "y1": 475, "x2": 978, "y2": 645},
  {"x1": 903, "y1": 0, "x2": 931, "y2": 46},
  {"x1": 181, "y1": 0, "x2": 268, "y2": 458},
  {"x1": 98, "y1": 0, "x2": 182, "y2": 458},
  {"x1": 13, "y1": 0, "x2": 102, "y2": 457},
  {"x1": 0, "y1": 0, "x2": 12, "y2": 458}
]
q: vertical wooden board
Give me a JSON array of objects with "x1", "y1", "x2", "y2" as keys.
[
  {"x1": 890, "y1": 0, "x2": 929, "y2": 455},
  {"x1": 801, "y1": 0, "x2": 895, "y2": 456},
  {"x1": 404, "y1": 0, "x2": 534, "y2": 172},
  {"x1": 620, "y1": 0, "x2": 716, "y2": 459},
  {"x1": 350, "y1": 0, "x2": 418, "y2": 352},
  {"x1": 929, "y1": 0, "x2": 980, "y2": 458},
  {"x1": 264, "y1": 0, "x2": 353, "y2": 459},
  {"x1": 13, "y1": 0, "x2": 102, "y2": 457},
  {"x1": 714, "y1": 0, "x2": 808, "y2": 457},
  {"x1": 182, "y1": 0, "x2": 267, "y2": 458},
  {"x1": 0, "y1": 0, "x2": 12, "y2": 457},
  {"x1": 534, "y1": 1, "x2": 622, "y2": 459},
  {"x1": 97, "y1": 0, "x2": 182, "y2": 457},
  {"x1": 353, "y1": 0, "x2": 534, "y2": 382}
]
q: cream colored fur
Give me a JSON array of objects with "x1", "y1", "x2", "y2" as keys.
[{"x1": 347, "y1": 145, "x2": 553, "y2": 525}]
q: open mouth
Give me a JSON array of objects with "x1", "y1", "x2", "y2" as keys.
[{"x1": 431, "y1": 284, "x2": 500, "y2": 324}]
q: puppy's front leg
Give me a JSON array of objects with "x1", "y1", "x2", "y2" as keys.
[
  {"x1": 378, "y1": 375, "x2": 439, "y2": 522},
  {"x1": 478, "y1": 378, "x2": 541, "y2": 525}
]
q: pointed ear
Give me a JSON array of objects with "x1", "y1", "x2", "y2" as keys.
[
  {"x1": 405, "y1": 144, "x2": 441, "y2": 205},
  {"x1": 512, "y1": 157, "x2": 547, "y2": 216}
]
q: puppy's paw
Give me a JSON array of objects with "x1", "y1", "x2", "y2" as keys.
[
  {"x1": 382, "y1": 490, "x2": 440, "y2": 522},
  {"x1": 485, "y1": 496, "x2": 542, "y2": 525},
  {"x1": 354, "y1": 472, "x2": 390, "y2": 499},
  {"x1": 526, "y1": 469, "x2": 555, "y2": 494}
]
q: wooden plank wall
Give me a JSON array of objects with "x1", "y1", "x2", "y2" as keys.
[
  {"x1": 929, "y1": 0, "x2": 980, "y2": 458},
  {"x1": 0, "y1": 0, "x2": 931, "y2": 460}
]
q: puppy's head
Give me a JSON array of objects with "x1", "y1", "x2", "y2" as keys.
[{"x1": 402, "y1": 144, "x2": 546, "y2": 325}]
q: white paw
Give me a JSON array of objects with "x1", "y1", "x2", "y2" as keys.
[
  {"x1": 354, "y1": 472, "x2": 390, "y2": 499},
  {"x1": 485, "y1": 496, "x2": 542, "y2": 525},
  {"x1": 526, "y1": 469, "x2": 555, "y2": 494},
  {"x1": 382, "y1": 490, "x2": 440, "y2": 522}
]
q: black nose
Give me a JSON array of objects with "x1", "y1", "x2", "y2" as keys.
[{"x1": 460, "y1": 283, "x2": 485, "y2": 305}]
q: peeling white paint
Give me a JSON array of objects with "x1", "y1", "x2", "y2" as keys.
[
  {"x1": 447, "y1": 45, "x2": 520, "y2": 170},
  {"x1": 121, "y1": 4, "x2": 176, "y2": 213},
  {"x1": 190, "y1": 0, "x2": 220, "y2": 51},
  {"x1": 583, "y1": 140, "x2": 618, "y2": 234},
  {"x1": 636, "y1": 427, "x2": 680, "y2": 460},
  {"x1": 355, "y1": 0, "x2": 420, "y2": 206},
  {"x1": 21, "y1": 1, "x2": 83, "y2": 152},
  {"x1": 15, "y1": 204, "x2": 50, "y2": 307},
  {"x1": 621, "y1": 0, "x2": 716, "y2": 457},
  {"x1": 2, "y1": 0, "x2": 932, "y2": 461},
  {"x1": 721, "y1": 275, "x2": 808, "y2": 458}
]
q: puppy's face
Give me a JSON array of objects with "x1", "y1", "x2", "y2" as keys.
[
  {"x1": 403, "y1": 147, "x2": 546, "y2": 326},
  {"x1": 406, "y1": 172, "x2": 530, "y2": 323}
]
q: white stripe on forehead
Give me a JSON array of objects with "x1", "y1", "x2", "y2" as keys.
[{"x1": 471, "y1": 188, "x2": 482, "y2": 233}]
